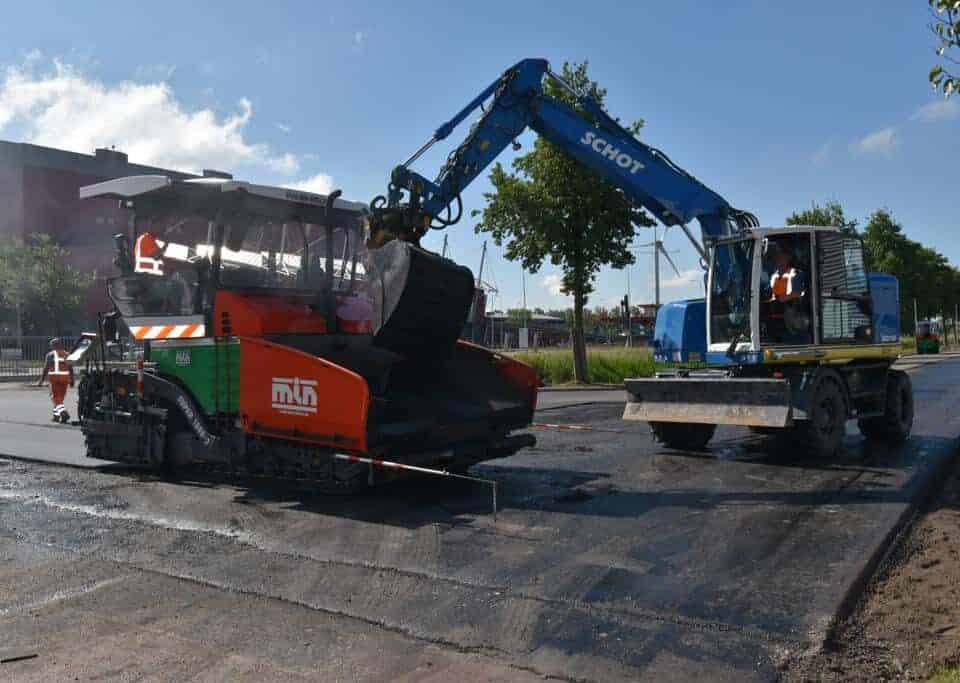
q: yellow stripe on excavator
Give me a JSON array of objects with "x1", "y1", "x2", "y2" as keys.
[{"x1": 761, "y1": 343, "x2": 902, "y2": 365}]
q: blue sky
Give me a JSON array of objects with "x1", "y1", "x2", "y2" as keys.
[{"x1": 0, "y1": 0, "x2": 956, "y2": 311}]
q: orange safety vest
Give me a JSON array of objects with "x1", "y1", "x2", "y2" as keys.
[
  {"x1": 770, "y1": 268, "x2": 802, "y2": 298},
  {"x1": 134, "y1": 233, "x2": 165, "y2": 275},
  {"x1": 47, "y1": 349, "x2": 70, "y2": 381}
]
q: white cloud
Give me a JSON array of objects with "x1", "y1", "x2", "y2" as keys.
[
  {"x1": 275, "y1": 122, "x2": 291, "y2": 133},
  {"x1": 850, "y1": 127, "x2": 898, "y2": 155},
  {"x1": 661, "y1": 267, "x2": 703, "y2": 290},
  {"x1": 811, "y1": 140, "x2": 832, "y2": 165},
  {"x1": 287, "y1": 172, "x2": 335, "y2": 196},
  {"x1": 911, "y1": 99, "x2": 960, "y2": 123},
  {"x1": 133, "y1": 63, "x2": 176, "y2": 82},
  {"x1": 353, "y1": 30, "x2": 368, "y2": 50},
  {"x1": 0, "y1": 56, "x2": 308, "y2": 176},
  {"x1": 539, "y1": 273, "x2": 566, "y2": 297}
]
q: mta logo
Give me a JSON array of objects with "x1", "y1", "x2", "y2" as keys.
[{"x1": 271, "y1": 377, "x2": 318, "y2": 415}]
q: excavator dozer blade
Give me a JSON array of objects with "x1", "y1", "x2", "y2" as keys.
[{"x1": 623, "y1": 376, "x2": 792, "y2": 428}]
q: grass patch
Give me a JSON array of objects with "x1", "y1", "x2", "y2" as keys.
[
  {"x1": 929, "y1": 666, "x2": 960, "y2": 683},
  {"x1": 511, "y1": 347, "x2": 657, "y2": 385}
]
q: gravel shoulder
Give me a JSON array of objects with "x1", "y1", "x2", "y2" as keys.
[{"x1": 784, "y1": 458, "x2": 960, "y2": 681}]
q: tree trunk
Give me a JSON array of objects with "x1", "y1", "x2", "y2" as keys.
[{"x1": 571, "y1": 288, "x2": 589, "y2": 383}]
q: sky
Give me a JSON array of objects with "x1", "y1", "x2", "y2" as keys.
[{"x1": 0, "y1": 1, "x2": 957, "y2": 313}]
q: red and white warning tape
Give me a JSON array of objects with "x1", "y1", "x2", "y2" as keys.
[
  {"x1": 532, "y1": 421, "x2": 593, "y2": 431},
  {"x1": 333, "y1": 452, "x2": 499, "y2": 517},
  {"x1": 532, "y1": 421, "x2": 627, "y2": 434}
]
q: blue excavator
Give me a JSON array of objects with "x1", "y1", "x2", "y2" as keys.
[{"x1": 372, "y1": 57, "x2": 912, "y2": 458}]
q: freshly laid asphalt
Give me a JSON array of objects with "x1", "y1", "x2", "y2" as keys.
[{"x1": 0, "y1": 354, "x2": 958, "y2": 680}]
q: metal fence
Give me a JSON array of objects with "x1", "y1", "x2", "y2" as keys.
[{"x1": 0, "y1": 336, "x2": 77, "y2": 381}]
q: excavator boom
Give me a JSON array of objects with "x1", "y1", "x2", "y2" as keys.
[{"x1": 371, "y1": 58, "x2": 757, "y2": 247}]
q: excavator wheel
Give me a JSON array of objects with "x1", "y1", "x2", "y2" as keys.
[
  {"x1": 858, "y1": 370, "x2": 913, "y2": 444},
  {"x1": 796, "y1": 372, "x2": 847, "y2": 457},
  {"x1": 649, "y1": 422, "x2": 716, "y2": 451}
]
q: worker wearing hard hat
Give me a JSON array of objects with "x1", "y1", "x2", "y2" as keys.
[{"x1": 37, "y1": 337, "x2": 74, "y2": 423}]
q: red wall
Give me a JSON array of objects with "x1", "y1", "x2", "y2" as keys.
[{"x1": 20, "y1": 166, "x2": 129, "y2": 314}]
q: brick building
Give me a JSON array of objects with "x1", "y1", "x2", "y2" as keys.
[{"x1": 0, "y1": 140, "x2": 229, "y2": 328}]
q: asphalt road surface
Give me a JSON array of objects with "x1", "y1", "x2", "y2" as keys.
[{"x1": 0, "y1": 354, "x2": 958, "y2": 680}]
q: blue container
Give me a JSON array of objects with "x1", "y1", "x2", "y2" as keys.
[{"x1": 652, "y1": 299, "x2": 707, "y2": 363}]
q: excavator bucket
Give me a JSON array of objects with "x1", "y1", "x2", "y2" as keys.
[
  {"x1": 367, "y1": 240, "x2": 475, "y2": 360},
  {"x1": 358, "y1": 240, "x2": 537, "y2": 460}
]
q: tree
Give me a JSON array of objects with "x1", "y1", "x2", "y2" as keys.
[
  {"x1": 473, "y1": 61, "x2": 656, "y2": 382},
  {"x1": 786, "y1": 200, "x2": 858, "y2": 235},
  {"x1": 0, "y1": 234, "x2": 94, "y2": 337},
  {"x1": 0, "y1": 238, "x2": 33, "y2": 341},
  {"x1": 929, "y1": 0, "x2": 960, "y2": 96},
  {"x1": 862, "y1": 209, "x2": 960, "y2": 334}
]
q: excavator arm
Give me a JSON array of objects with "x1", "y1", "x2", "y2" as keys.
[{"x1": 370, "y1": 58, "x2": 757, "y2": 248}]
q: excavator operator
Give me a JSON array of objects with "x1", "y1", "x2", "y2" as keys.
[{"x1": 763, "y1": 240, "x2": 812, "y2": 345}]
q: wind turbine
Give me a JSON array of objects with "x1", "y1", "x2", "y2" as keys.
[{"x1": 635, "y1": 226, "x2": 682, "y2": 307}]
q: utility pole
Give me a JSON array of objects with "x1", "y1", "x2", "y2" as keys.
[
  {"x1": 441, "y1": 234, "x2": 448, "y2": 258},
  {"x1": 623, "y1": 293, "x2": 632, "y2": 348},
  {"x1": 520, "y1": 266, "x2": 529, "y2": 349},
  {"x1": 955, "y1": 303, "x2": 959, "y2": 347},
  {"x1": 472, "y1": 241, "x2": 488, "y2": 345},
  {"x1": 521, "y1": 267, "x2": 527, "y2": 318},
  {"x1": 654, "y1": 232, "x2": 661, "y2": 307},
  {"x1": 476, "y1": 241, "x2": 486, "y2": 286},
  {"x1": 914, "y1": 298, "x2": 919, "y2": 337}
]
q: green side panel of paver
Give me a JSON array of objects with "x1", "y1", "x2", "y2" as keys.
[{"x1": 148, "y1": 339, "x2": 240, "y2": 414}]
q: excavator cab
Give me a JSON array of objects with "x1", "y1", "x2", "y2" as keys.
[{"x1": 706, "y1": 226, "x2": 878, "y2": 361}]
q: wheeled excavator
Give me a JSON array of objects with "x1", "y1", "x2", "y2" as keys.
[{"x1": 75, "y1": 58, "x2": 909, "y2": 491}]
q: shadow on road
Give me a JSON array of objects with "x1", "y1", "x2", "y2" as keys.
[{"x1": 90, "y1": 429, "x2": 955, "y2": 531}]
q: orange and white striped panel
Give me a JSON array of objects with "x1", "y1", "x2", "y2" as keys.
[{"x1": 129, "y1": 323, "x2": 206, "y2": 340}]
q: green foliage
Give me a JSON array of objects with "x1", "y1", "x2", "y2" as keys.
[
  {"x1": 0, "y1": 234, "x2": 95, "y2": 335},
  {"x1": 861, "y1": 208, "x2": 959, "y2": 334},
  {"x1": 785, "y1": 202, "x2": 959, "y2": 335},
  {"x1": 929, "y1": 1, "x2": 960, "y2": 96},
  {"x1": 513, "y1": 347, "x2": 656, "y2": 384},
  {"x1": 928, "y1": 665, "x2": 960, "y2": 683},
  {"x1": 786, "y1": 200, "x2": 858, "y2": 235},
  {"x1": 473, "y1": 61, "x2": 656, "y2": 381}
]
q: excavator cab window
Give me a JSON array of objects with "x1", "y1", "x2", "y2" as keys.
[
  {"x1": 817, "y1": 232, "x2": 873, "y2": 344},
  {"x1": 760, "y1": 233, "x2": 814, "y2": 346},
  {"x1": 709, "y1": 239, "x2": 754, "y2": 345}
]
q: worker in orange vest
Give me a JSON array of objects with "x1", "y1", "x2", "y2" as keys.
[
  {"x1": 134, "y1": 232, "x2": 165, "y2": 275},
  {"x1": 765, "y1": 243, "x2": 811, "y2": 345},
  {"x1": 37, "y1": 337, "x2": 74, "y2": 423}
]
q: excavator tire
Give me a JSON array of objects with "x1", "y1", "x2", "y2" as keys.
[
  {"x1": 650, "y1": 422, "x2": 716, "y2": 451},
  {"x1": 858, "y1": 370, "x2": 913, "y2": 444},
  {"x1": 796, "y1": 372, "x2": 847, "y2": 457}
]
